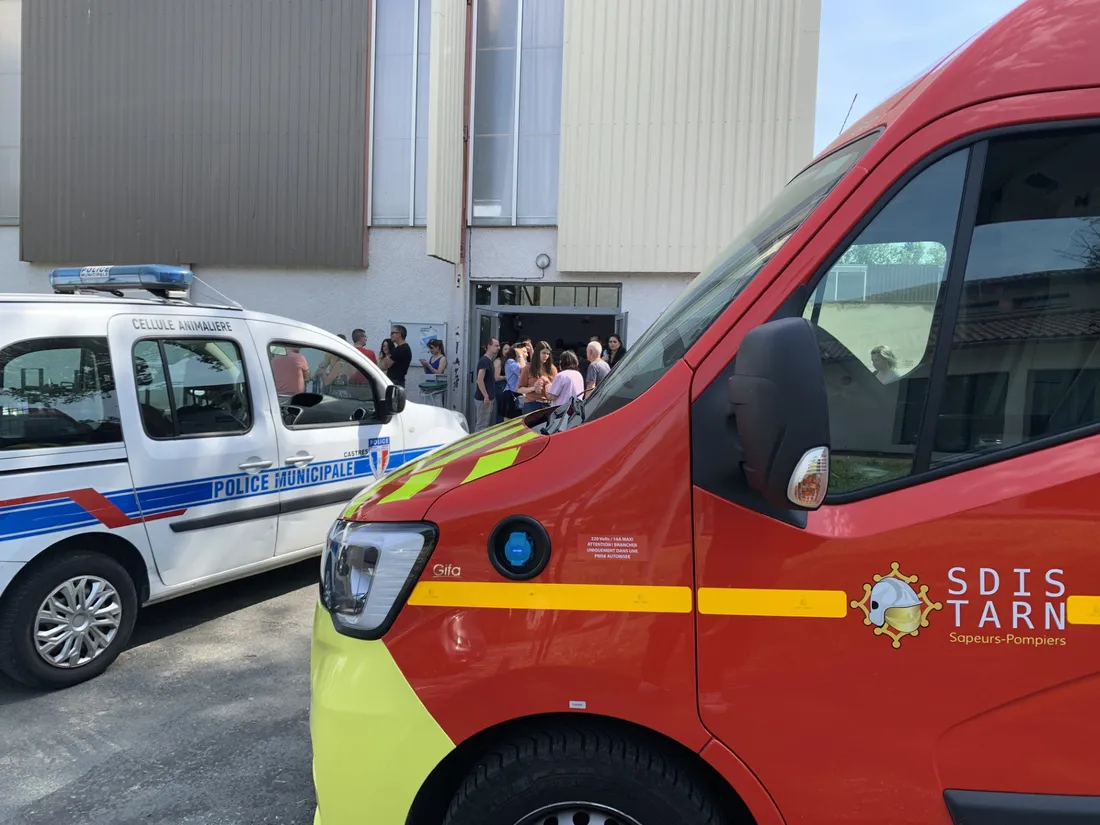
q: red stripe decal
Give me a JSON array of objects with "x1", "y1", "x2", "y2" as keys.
[{"x1": 0, "y1": 489, "x2": 186, "y2": 529}]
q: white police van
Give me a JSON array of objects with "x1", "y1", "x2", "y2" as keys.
[{"x1": 0, "y1": 265, "x2": 467, "y2": 688}]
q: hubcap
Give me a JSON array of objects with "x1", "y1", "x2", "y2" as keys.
[
  {"x1": 33, "y1": 576, "x2": 122, "y2": 669},
  {"x1": 513, "y1": 803, "x2": 643, "y2": 825}
]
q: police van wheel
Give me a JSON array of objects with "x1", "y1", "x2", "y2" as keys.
[
  {"x1": 443, "y1": 726, "x2": 731, "y2": 825},
  {"x1": 0, "y1": 551, "x2": 138, "y2": 690}
]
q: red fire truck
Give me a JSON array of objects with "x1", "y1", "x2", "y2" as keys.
[{"x1": 311, "y1": 1, "x2": 1100, "y2": 822}]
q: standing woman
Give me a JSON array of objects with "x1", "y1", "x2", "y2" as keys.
[
  {"x1": 502, "y1": 342, "x2": 526, "y2": 419},
  {"x1": 420, "y1": 339, "x2": 447, "y2": 378},
  {"x1": 493, "y1": 343, "x2": 511, "y2": 421},
  {"x1": 378, "y1": 338, "x2": 395, "y2": 374},
  {"x1": 517, "y1": 340, "x2": 557, "y2": 414},
  {"x1": 607, "y1": 334, "x2": 627, "y2": 368}
]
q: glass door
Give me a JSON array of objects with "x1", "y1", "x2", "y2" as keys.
[{"x1": 468, "y1": 309, "x2": 500, "y2": 424}]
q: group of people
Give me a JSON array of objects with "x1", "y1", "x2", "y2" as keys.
[
  {"x1": 472, "y1": 334, "x2": 627, "y2": 432},
  {"x1": 332, "y1": 326, "x2": 424, "y2": 388}
]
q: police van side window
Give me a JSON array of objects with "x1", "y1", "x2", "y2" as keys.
[
  {"x1": 930, "y1": 128, "x2": 1100, "y2": 465},
  {"x1": 0, "y1": 337, "x2": 122, "y2": 451},
  {"x1": 801, "y1": 149, "x2": 971, "y2": 494},
  {"x1": 266, "y1": 342, "x2": 379, "y2": 428},
  {"x1": 132, "y1": 339, "x2": 252, "y2": 438}
]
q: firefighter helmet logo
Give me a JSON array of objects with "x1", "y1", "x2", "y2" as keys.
[{"x1": 851, "y1": 562, "x2": 942, "y2": 648}]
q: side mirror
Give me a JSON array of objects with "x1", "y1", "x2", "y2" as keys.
[
  {"x1": 728, "y1": 317, "x2": 830, "y2": 509},
  {"x1": 384, "y1": 384, "x2": 407, "y2": 418}
]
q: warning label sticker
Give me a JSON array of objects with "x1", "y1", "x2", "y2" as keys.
[{"x1": 581, "y1": 535, "x2": 647, "y2": 562}]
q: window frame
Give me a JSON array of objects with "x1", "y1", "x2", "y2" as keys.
[
  {"x1": 0, "y1": 335, "x2": 123, "y2": 451},
  {"x1": 131, "y1": 336, "x2": 255, "y2": 441},
  {"x1": 791, "y1": 117, "x2": 1100, "y2": 505},
  {"x1": 266, "y1": 339, "x2": 385, "y2": 431}
]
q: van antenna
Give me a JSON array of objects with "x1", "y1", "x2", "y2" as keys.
[
  {"x1": 192, "y1": 275, "x2": 243, "y2": 310},
  {"x1": 839, "y1": 93, "x2": 858, "y2": 136}
]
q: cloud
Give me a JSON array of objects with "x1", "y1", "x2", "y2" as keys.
[{"x1": 814, "y1": 0, "x2": 1026, "y2": 155}]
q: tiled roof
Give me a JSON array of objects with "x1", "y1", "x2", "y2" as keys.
[{"x1": 818, "y1": 308, "x2": 1100, "y2": 362}]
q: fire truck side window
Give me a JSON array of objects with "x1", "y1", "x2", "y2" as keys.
[
  {"x1": 802, "y1": 149, "x2": 970, "y2": 494},
  {"x1": 931, "y1": 128, "x2": 1100, "y2": 465}
]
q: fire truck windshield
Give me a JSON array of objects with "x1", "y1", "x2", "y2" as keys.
[{"x1": 584, "y1": 130, "x2": 879, "y2": 420}]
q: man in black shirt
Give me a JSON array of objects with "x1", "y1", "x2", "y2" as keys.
[
  {"x1": 473, "y1": 337, "x2": 500, "y2": 432},
  {"x1": 388, "y1": 325, "x2": 413, "y2": 387}
]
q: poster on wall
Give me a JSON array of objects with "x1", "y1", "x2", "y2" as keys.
[{"x1": 391, "y1": 321, "x2": 448, "y2": 375}]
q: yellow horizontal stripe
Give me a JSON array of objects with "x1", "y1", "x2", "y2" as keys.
[
  {"x1": 698, "y1": 587, "x2": 848, "y2": 618},
  {"x1": 378, "y1": 469, "x2": 441, "y2": 504},
  {"x1": 408, "y1": 581, "x2": 693, "y2": 614},
  {"x1": 1067, "y1": 595, "x2": 1100, "y2": 625}
]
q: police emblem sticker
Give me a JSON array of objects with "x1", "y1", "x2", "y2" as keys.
[
  {"x1": 852, "y1": 562, "x2": 942, "y2": 649},
  {"x1": 368, "y1": 437, "x2": 391, "y2": 480}
]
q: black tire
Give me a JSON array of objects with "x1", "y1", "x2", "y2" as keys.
[
  {"x1": 0, "y1": 550, "x2": 138, "y2": 689},
  {"x1": 444, "y1": 725, "x2": 731, "y2": 825}
]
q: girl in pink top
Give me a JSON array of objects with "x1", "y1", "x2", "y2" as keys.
[{"x1": 546, "y1": 350, "x2": 585, "y2": 406}]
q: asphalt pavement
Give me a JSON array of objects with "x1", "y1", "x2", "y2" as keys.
[{"x1": 0, "y1": 559, "x2": 319, "y2": 825}]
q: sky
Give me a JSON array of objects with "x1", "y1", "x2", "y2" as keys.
[{"x1": 814, "y1": 0, "x2": 1026, "y2": 155}]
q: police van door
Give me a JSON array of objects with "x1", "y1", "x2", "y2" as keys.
[
  {"x1": 247, "y1": 321, "x2": 404, "y2": 556},
  {"x1": 108, "y1": 313, "x2": 279, "y2": 587}
]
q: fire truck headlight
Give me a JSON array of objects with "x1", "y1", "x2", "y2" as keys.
[{"x1": 319, "y1": 521, "x2": 438, "y2": 638}]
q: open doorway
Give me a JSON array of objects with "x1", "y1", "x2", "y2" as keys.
[
  {"x1": 468, "y1": 282, "x2": 626, "y2": 424},
  {"x1": 499, "y1": 313, "x2": 617, "y2": 363}
]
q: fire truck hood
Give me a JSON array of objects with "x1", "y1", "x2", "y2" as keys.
[{"x1": 341, "y1": 417, "x2": 548, "y2": 523}]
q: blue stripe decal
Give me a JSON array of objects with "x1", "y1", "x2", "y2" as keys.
[{"x1": 0, "y1": 444, "x2": 441, "y2": 544}]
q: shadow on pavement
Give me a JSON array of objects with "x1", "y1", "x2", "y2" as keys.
[
  {"x1": 130, "y1": 558, "x2": 318, "y2": 648},
  {"x1": 0, "y1": 558, "x2": 318, "y2": 704}
]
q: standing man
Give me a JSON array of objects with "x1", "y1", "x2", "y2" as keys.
[
  {"x1": 351, "y1": 328, "x2": 377, "y2": 364},
  {"x1": 584, "y1": 340, "x2": 610, "y2": 396},
  {"x1": 473, "y1": 338, "x2": 500, "y2": 432},
  {"x1": 388, "y1": 325, "x2": 413, "y2": 387},
  {"x1": 272, "y1": 345, "x2": 311, "y2": 396}
]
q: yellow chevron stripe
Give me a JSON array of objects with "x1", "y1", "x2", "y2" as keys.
[
  {"x1": 462, "y1": 448, "x2": 520, "y2": 485},
  {"x1": 416, "y1": 422, "x2": 527, "y2": 472},
  {"x1": 697, "y1": 587, "x2": 848, "y2": 618},
  {"x1": 407, "y1": 581, "x2": 693, "y2": 614},
  {"x1": 378, "y1": 469, "x2": 442, "y2": 504}
]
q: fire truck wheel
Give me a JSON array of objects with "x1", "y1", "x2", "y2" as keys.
[
  {"x1": 443, "y1": 725, "x2": 731, "y2": 825},
  {"x1": 0, "y1": 551, "x2": 138, "y2": 689}
]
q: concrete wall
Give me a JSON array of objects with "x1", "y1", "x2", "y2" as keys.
[
  {"x1": 0, "y1": 223, "x2": 692, "y2": 405},
  {"x1": 468, "y1": 226, "x2": 695, "y2": 345},
  {"x1": 0, "y1": 227, "x2": 460, "y2": 405}
]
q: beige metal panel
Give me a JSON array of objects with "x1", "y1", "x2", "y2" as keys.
[
  {"x1": 557, "y1": 0, "x2": 820, "y2": 273},
  {"x1": 426, "y1": 0, "x2": 468, "y2": 264}
]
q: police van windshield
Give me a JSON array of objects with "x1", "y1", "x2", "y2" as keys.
[{"x1": 584, "y1": 131, "x2": 878, "y2": 420}]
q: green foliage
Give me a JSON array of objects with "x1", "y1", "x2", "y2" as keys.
[{"x1": 839, "y1": 242, "x2": 947, "y2": 267}]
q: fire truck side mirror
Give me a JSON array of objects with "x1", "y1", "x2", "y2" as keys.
[{"x1": 728, "y1": 317, "x2": 830, "y2": 510}]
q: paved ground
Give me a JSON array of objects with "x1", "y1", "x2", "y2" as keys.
[{"x1": 0, "y1": 559, "x2": 319, "y2": 825}]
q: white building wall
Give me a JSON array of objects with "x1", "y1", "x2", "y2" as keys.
[{"x1": 0, "y1": 227, "x2": 459, "y2": 405}]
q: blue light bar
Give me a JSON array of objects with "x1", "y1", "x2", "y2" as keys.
[{"x1": 49, "y1": 264, "x2": 194, "y2": 295}]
